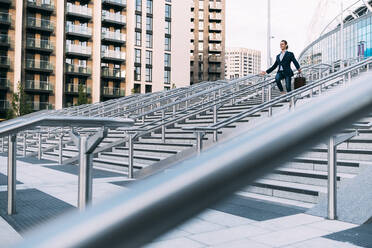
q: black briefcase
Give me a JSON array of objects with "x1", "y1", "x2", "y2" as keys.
[{"x1": 294, "y1": 74, "x2": 306, "y2": 89}]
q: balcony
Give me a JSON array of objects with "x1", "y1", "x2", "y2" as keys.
[
  {"x1": 0, "y1": 100, "x2": 9, "y2": 111},
  {"x1": 209, "y1": 13, "x2": 222, "y2": 21},
  {"x1": 209, "y1": 44, "x2": 222, "y2": 53},
  {"x1": 101, "y1": 50, "x2": 125, "y2": 62},
  {"x1": 25, "y1": 59, "x2": 53, "y2": 72},
  {"x1": 25, "y1": 80, "x2": 53, "y2": 93},
  {"x1": 0, "y1": 12, "x2": 11, "y2": 27},
  {"x1": 209, "y1": 55, "x2": 222, "y2": 63},
  {"x1": 65, "y1": 64, "x2": 91, "y2": 76},
  {"x1": 209, "y1": 34, "x2": 222, "y2": 43},
  {"x1": 208, "y1": 67, "x2": 222, "y2": 74},
  {"x1": 102, "y1": 12, "x2": 126, "y2": 26},
  {"x1": 66, "y1": 4, "x2": 92, "y2": 20},
  {"x1": 26, "y1": 38, "x2": 53, "y2": 53},
  {"x1": 102, "y1": 0, "x2": 126, "y2": 9},
  {"x1": 0, "y1": 34, "x2": 10, "y2": 48},
  {"x1": 0, "y1": 56, "x2": 10, "y2": 69},
  {"x1": 29, "y1": 101, "x2": 54, "y2": 111},
  {"x1": 27, "y1": 0, "x2": 54, "y2": 12},
  {"x1": 209, "y1": 2, "x2": 222, "y2": 11},
  {"x1": 65, "y1": 84, "x2": 91, "y2": 95},
  {"x1": 0, "y1": 78, "x2": 10, "y2": 90},
  {"x1": 27, "y1": 17, "x2": 54, "y2": 32},
  {"x1": 101, "y1": 68, "x2": 125, "y2": 80},
  {"x1": 101, "y1": 30, "x2": 126, "y2": 44},
  {"x1": 209, "y1": 24, "x2": 222, "y2": 32},
  {"x1": 102, "y1": 87, "x2": 125, "y2": 98},
  {"x1": 66, "y1": 44, "x2": 92, "y2": 58},
  {"x1": 66, "y1": 24, "x2": 92, "y2": 39},
  {"x1": 190, "y1": 43, "x2": 194, "y2": 51}
]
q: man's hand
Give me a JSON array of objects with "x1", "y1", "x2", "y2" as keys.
[{"x1": 260, "y1": 71, "x2": 267, "y2": 76}]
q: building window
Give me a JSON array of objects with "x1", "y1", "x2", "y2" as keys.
[
  {"x1": 165, "y1": 21, "x2": 171, "y2": 35},
  {"x1": 165, "y1": 37, "x2": 171, "y2": 51},
  {"x1": 164, "y1": 53, "x2": 171, "y2": 67},
  {"x1": 136, "y1": 0, "x2": 142, "y2": 12},
  {"x1": 146, "y1": 33, "x2": 153, "y2": 48},
  {"x1": 146, "y1": 68, "x2": 152, "y2": 82},
  {"x1": 146, "y1": 17, "x2": 153, "y2": 31},
  {"x1": 147, "y1": 0, "x2": 153, "y2": 14},
  {"x1": 146, "y1": 50, "x2": 152, "y2": 65},
  {"x1": 136, "y1": 14, "x2": 142, "y2": 29},
  {"x1": 164, "y1": 70, "x2": 171, "y2": 84},
  {"x1": 165, "y1": 4, "x2": 171, "y2": 19},
  {"x1": 134, "y1": 66, "x2": 141, "y2": 81},
  {"x1": 135, "y1": 49, "x2": 141, "y2": 64},
  {"x1": 135, "y1": 32, "x2": 141, "y2": 46}
]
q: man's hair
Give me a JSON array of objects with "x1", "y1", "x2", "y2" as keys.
[{"x1": 281, "y1": 40, "x2": 289, "y2": 49}]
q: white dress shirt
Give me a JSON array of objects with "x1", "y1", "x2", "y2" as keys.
[{"x1": 279, "y1": 50, "x2": 287, "y2": 71}]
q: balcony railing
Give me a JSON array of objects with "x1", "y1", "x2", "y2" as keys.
[
  {"x1": 0, "y1": 12, "x2": 11, "y2": 24},
  {"x1": 0, "y1": 56, "x2": 10, "y2": 67},
  {"x1": 25, "y1": 80, "x2": 53, "y2": 91},
  {"x1": 66, "y1": 24, "x2": 92, "y2": 37},
  {"x1": 25, "y1": 59, "x2": 53, "y2": 71},
  {"x1": 0, "y1": 100, "x2": 9, "y2": 110},
  {"x1": 27, "y1": 0, "x2": 54, "y2": 11},
  {"x1": 0, "y1": 78, "x2": 10, "y2": 89},
  {"x1": 101, "y1": 50, "x2": 125, "y2": 60},
  {"x1": 0, "y1": 34, "x2": 10, "y2": 46},
  {"x1": 102, "y1": 30, "x2": 126, "y2": 42},
  {"x1": 209, "y1": 24, "x2": 222, "y2": 31},
  {"x1": 209, "y1": 55, "x2": 222, "y2": 63},
  {"x1": 209, "y1": 13, "x2": 222, "y2": 20},
  {"x1": 101, "y1": 68, "x2": 125, "y2": 79},
  {"x1": 208, "y1": 67, "x2": 222, "y2": 73},
  {"x1": 65, "y1": 84, "x2": 91, "y2": 94},
  {"x1": 27, "y1": 17, "x2": 54, "y2": 31},
  {"x1": 102, "y1": 87, "x2": 125, "y2": 97},
  {"x1": 29, "y1": 101, "x2": 54, "y2": 111},
  {"x1": 66, "y1": 44, "x2": 92, "y2": 56},
  {"x1": 65, "y1": 64, "x2": 91, "y2": 75},
  {"x1": 102, "y1": 11, "x2": 126, "y2": 24},
  {"x1": 26, "y1": 38, "x2": 53, "y2": 50},
  {"x1": 102, "y1": 0, "x2": 126, "y2": 7},
  {"x1": 209, "y1": 44, "x2": 222, "y2": 52},
  {"x1": 209, "y1": 2, "x2": 222, "y2": 10},
  {"x1": 66, "y1": 4, "x2": 92, "y2": 18},
  {"x1": 209, "y1": 34, "x2": 222, "y2": 42}
]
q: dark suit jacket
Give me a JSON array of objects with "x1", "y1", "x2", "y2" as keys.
[{"x1": 266, "y1": 51, "x2": 300, "y2": 77}]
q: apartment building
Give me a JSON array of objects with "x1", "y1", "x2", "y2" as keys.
[
  {"x1": 190, "y1": 0, "x2": 225, "y2": 84},
  {"x1": 0, "y1": 0, "x2": 189, "y2": 116},
  {"x1": 225, "y1": 47, "x2": 261, "y2": 79}
]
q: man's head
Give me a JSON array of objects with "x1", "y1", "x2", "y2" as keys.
[{"x1": 280, "y1": 40, "x2": 288, "y2": 51}]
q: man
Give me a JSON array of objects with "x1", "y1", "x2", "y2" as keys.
[{"x1": 261, "y1": 40, "x2": 302, "y2": 94}]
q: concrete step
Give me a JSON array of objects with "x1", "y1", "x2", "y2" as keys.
[
  {"x1": 113, "y1": 146, "x2": 177, "y2": 157},
  {"x1": 286, "y1": 157, "x2": 361, "y2": 174},
  {"x1": 303, "y1": 147, "x2": 372, "y2": 161},
  {"x1": 97, "y1": 153, "x2": 156, "y2": 166}
]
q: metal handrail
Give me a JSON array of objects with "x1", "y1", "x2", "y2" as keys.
[
  {"x1": 14, "y1": 73, "x2": 372, "y2": 248},
  {"x1": 185, "y1": 57, "x2": 372, "y2": 136}
]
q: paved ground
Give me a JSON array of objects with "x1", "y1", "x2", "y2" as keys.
[{"x1": 0, "y1": 155, "x2": 370, "y2": 247}]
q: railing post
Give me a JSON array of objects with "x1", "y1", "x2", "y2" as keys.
[
  {"x1": 268, "y1": 85, "x2": 272, "y2": 117},
  {"x1": 128, "y1": 133, "x2": 134, "y2": 179},
  {"x1": 261, "y1": 86, "x2": 265, "y2": 103},
  {"x1": 7, "y1": 134, "x2": 16, "y2": 215},
  {"x1": 78, "y1": 135, "x2": 91, "y2": 210},
  {"x1": 58, "y1": 134, "x2": 64, "y2": 165},
  {"x1": 195, "y1": 132, "x2": 205, "y2": 155},
  {"x1": 161, "y1": 109, "x2": 166, "y2": 143},
  {"x1": 328, "y1": 136, "x2": 337, "y2": 220},
  {"x1": 38, "y1": 133, "x2": 42, "y2": 160},
  {"x1": 23, "y1": 133, "x2": 27, "y2": 157},
  {"x1": 0, "y1": 136, "x2": 3, "y2": 153},
  {"x1": 213, "y1": 105, "x2": 218, "y2": 142}
]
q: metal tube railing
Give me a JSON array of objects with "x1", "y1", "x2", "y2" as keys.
[{"x1": 14, "y1": 73, "x2": 372, "y2": 248}]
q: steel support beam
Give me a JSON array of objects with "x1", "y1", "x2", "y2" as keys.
[{"x1": 7, "y1": 134, "x2": 16, "y2": 215}]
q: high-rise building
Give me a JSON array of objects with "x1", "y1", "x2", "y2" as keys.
[
  {"x1": 0, "y1": 0, "x2": 189, "y2": 116},
  {"x1": 225, "y1": 48, "x2": 261, "y2": 79},
  {"x1": 190, "y1": 0, "x2": 225, "y2": 84}
]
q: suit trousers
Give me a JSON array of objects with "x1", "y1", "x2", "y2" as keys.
[{"x1": 275, "y1": 71, "x2": 292, "y2": 92}]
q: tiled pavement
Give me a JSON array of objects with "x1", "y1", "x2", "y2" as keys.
[{"x1": 0, "y1": 156, "x2": 370, "y2": 247}]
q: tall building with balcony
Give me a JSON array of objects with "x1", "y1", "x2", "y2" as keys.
[
  {"x1": 0, "y1": 0, "x2": 189, "y2": 115},
  {"x1": 225, "y1": 48, "x2": 261, "y2": 79},
  {"x1": 190, "y1": 0, "x2": 225, "y2": 84}
]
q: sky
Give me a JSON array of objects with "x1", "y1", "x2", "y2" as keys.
[{"x1": 226, "y1": 0, "x2": 358, "y2": 69}]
